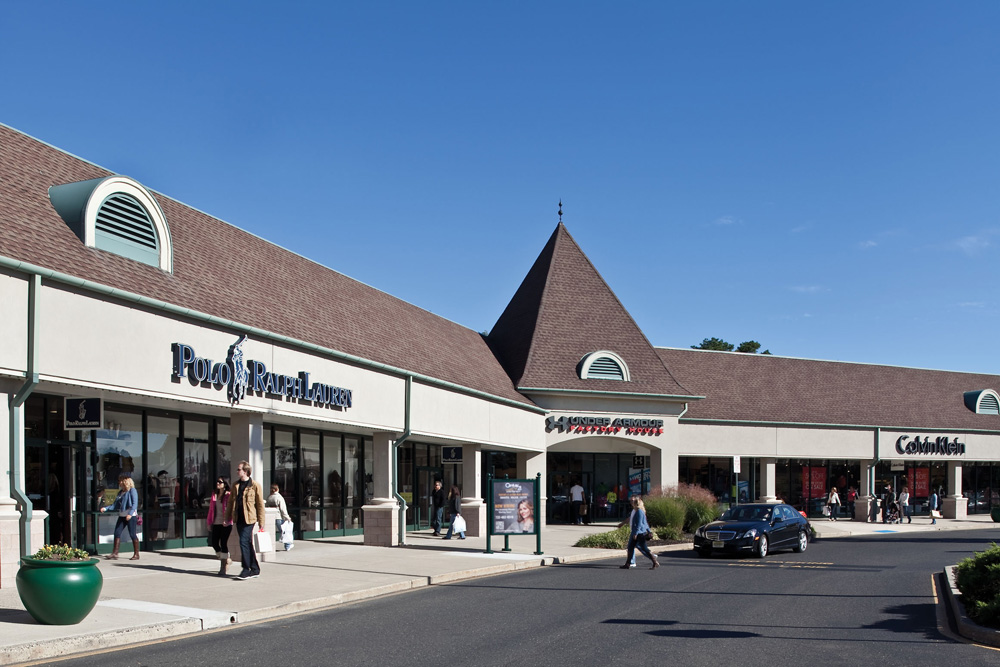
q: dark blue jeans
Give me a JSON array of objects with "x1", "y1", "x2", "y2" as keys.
[
  {"x1": 432, "y1": 507, "x2": 444, "y2": 533},
  {"x1": 626, "y1": 534, "x2": 654, "y2": 564},
  {"x1": 113, "y1": 515, "x2": 138, "y2": 542},
  {"x1": 237, "y1": 521, "x2": 260, "y2": 576}
]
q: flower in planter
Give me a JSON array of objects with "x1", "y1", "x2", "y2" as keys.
[{"x1": 30, "y1": 544, "x2": 91, "y2": 561}]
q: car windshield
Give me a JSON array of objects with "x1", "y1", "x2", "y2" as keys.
[{"x1": 723, "y1": 506, "x2": 772, "y2": 522}]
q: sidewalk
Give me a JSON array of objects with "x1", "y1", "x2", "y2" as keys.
[{"x1": 2, "y1": 516, "x2": 997, "y2": 665}]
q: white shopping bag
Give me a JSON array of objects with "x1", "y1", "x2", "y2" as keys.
[
  {"x1": 254, "y1": 528, "x2": 274, "y2": 553},
  {"x1": 280, "y1": 520, "x2": 294, "y2": 545},
  {"x1": 452, "y1": 515, "x2": 467, "y2": 534}
]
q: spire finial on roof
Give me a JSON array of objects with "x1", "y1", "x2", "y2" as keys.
[{"x1": 558, "y1": 199, "x2": 563, "y2": 224}]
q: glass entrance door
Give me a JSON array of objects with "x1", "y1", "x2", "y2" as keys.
[
  {"x1": 412, "y1": 467, "x2": 443, "y2": 530},
  {"x1": 25, "y1": 438, "x2": 98, "y2": 552}
]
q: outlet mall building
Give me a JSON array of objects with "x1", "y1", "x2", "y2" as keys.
[{"x1": 3, "y1": 123, "x2": 1000, "y2": 585}]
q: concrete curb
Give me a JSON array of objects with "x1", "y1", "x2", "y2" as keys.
[
  {"x1": 942, "y1": 565, "x2": 1000, "y2": 648},
  {"x1": 1, "y1": 617, "x2": 203, "y2": 665}
]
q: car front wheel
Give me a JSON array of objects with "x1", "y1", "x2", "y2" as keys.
[
  {"x1": 755, "y1": 535, "x2": 768, "y2": 558},
  {"x1": 793, "y1": 530, "x2": 808, "y2": 553}
]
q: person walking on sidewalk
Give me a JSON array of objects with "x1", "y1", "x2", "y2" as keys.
[
  {"x1": 431, "y1": 479, "x2": 446, "y2": 536},
  {"x1": 826, "y1": 487, "x2": 841, "y2": 521},
  {"x1": 267, "y1": 483, "x2": 294, "y2": 551},
  {"x1": 100, "y1": 474, "x2": 140, "y2": 561},
  {"x1": 570, "y1": 479, "x2": 586, "y2": 525},
  {"x1": 208, "y1": 477, "x2": 232, "y2": 575},
  {"x1": 226, "y1": 460, "x2": 266, "y2": 580},
  {"x1": 442, "y1": 485, "x2": 465, "y2": 540},
  {"x1": 930, "y1": 488, "x2": 940, "y2": 525},
  {"x1": 620, "y1": 497, "x2": 658, "y2": 570},
  {"x1": 899, "y1": 485, "x2": 911, "y2": 524}
]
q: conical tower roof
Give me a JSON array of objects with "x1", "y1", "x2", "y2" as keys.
[{"x1": 487, "y1": 223, "x2": 693, "y2": 397}]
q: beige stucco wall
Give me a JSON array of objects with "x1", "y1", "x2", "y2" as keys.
[
  {"x1": 410, "y1": 381, "x2": 543, "y2": 450},
  {"x1": 0, "y1": 271, "x2": 28, "y2": 377},
  {"x1": 677, "y1": 423, "x2": 875, "y2": 459}
]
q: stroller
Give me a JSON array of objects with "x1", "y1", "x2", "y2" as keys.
[{"x1": 885, "y1": 499, "x2": 902, "y2": 524}]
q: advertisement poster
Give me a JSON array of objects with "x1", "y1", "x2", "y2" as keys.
[
  {"x1": 908, "y1": 468, "x2": 930, "y2": 497},
  {"x1": 492, "y1": 480, "x2": 536, "y2": 535},
  {"x1": 801, "y1": 467, "x2": 828, "y2": 499},
  {"x1": 628, "y1": 468, "x2": 650, "y2": 497}
]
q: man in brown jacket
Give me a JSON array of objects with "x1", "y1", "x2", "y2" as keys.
[{"x1": 226, "y1": 460, "x2": 266, "y2": 580}]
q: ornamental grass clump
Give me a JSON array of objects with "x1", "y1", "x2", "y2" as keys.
[
  {"x1": 31, "y1": 544, "x2": 91, "y2": 561},
  {"x1": 643, "y1": 496, "x2": 685, "y2": 537},
  {"x1": 648, "y1": 484, "x2": 720, "y2": 533},
  {"x1": 955, "y1": 542, "x2": 1000, "y2": 629}
]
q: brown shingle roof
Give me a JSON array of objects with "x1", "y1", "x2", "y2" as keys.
[
  {"x1": 657, "y1": 347, "x2": 1000, "y2": 431},
  {"x1": 0, "y1": 124, "x2": 532, "y2": 407},
  {"x1": 488, "y1": 223, "x2": 692, "y2": 396}
]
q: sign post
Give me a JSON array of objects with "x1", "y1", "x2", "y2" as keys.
[{"x1": 486, "y1": 473, "x2": 543, "y2": 556}]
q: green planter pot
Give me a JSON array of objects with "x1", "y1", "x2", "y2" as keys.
[
  {"x1": 991, "y1": 507, "x2": 1000, "y2": 523},
  {"x1": 16, "y1": 557, "x2": 103, "y2": 625}
]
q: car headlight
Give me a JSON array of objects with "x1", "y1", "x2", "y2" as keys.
[{"x1": 741, "y1": 527, "x2": 758, "y2": 539}]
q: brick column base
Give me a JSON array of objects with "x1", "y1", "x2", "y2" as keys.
[
  {"x1": 362, "y1": 499, "x2": 400, "y2": 547},
  {"x1": 1, "y1": 508, "x2": 47, "y2": 589},
  {"x1": 460, "y1": 499, "x2": 486, "y2": 537}
]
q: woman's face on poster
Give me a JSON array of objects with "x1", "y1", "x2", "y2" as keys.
[{"x1": 518, "y1": 502, "x2": 532, "y2": 520}]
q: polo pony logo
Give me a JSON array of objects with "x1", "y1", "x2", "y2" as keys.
[{"x1": 227, "y1": 335, "x2": 249, "y2": 405}]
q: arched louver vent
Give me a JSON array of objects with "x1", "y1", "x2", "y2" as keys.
[
  {"x1": 96, "y1": 193, "x2": 158, "y2": 250},
  {"x1": 586, "y1": 356, "x2": 625, "y2": 380},
  {"x1": 578, "y1": 351, "x2": 631, "y2": 381},
  {"x1": 980, "y1": 392, "x2": 1000, "y2": 415},
  {"x1": 963, "y1": 389, "x2": 1000, "y2": 415}
]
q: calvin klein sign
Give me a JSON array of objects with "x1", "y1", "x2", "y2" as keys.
[{"x1": 895, "y1": 435, "x2": 965, "y2": 456}]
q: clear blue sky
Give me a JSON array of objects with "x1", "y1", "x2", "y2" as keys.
[{"x1": 3, "y1": 3, "x2": 999, "y2": 374}]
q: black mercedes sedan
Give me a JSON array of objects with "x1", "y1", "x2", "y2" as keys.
[{"x1": 693, "y1": 503, "x2": 810, "y2": 558}]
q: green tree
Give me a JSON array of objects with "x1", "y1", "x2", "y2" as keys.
[
  {"x1": 692, "y1": 337, "x2": 734, "y2": 351},
  {"x1": 693, "y1": 338, "x2": 771, "y2": 354}
]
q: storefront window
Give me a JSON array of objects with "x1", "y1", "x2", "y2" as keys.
[
  {"x1": 300, "y1": 432, "x2": 321, "y2": 533},
  {"x1": 216, "y1": 421, "x2": 232, "y2": 483},
  {"x1": 273, "y1": 427, "x2": 296, "y2": 507},
  {"x1": 324, "y1": 434, "x2": 344, "y2": 530},
  {"x1": 147, "y1": 413, "x2": 180, "y2": 541},
  {"x1": 344, "y1": 437, "x2": 363, "y2": 529},
  {"x1": 183, "y1": 417, "x2": 211, "y2": 538}
]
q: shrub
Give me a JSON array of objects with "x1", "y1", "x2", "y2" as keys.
[
  {"x1": 643, "y1": 496, "x2": 685, "y2": 535},
  {"x1": 575, "y1": 525, "x2": 630, "y2": 549},
  {"x1": 955, "y1": 542, "x2": 1000, "y2": 628},
  {"x1": 648, "y1": 483, "x2": 720, "y2": 533}
]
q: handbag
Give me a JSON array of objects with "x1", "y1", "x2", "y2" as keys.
[
  {"x1": 452, "y1": 515, "x2": 467, "y2": 533},
  {"x1": 253, "y1": 528, "x2": 274, "y2": 553},
  {"x1": 579, "y1": 503, "x2": 588, "y2": 516}
]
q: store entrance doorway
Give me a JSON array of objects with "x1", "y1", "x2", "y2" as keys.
[
  {"x1": 413, "y1": 467, "x2": 444, "y2": 530},
  {"x1": 25, "y1": 438, "x2": 98, "y2": 552}
]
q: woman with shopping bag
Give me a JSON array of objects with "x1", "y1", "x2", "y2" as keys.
[
  {"x1": 442, "y1": 485, "x2": 466, "y2": 540},
  {"x1": 267, "y1": 483, "x2": 295, "y2": 551}
]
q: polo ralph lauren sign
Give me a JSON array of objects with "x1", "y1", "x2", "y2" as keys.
[
  {"x1": 895, "y1": 435, "x2": 965, "y2": 456},
  {"x1": 172, "y1": 337, "x2": 353, "y2": 410}
]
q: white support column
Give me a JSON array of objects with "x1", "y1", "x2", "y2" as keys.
[
  {"x1": 944, "y1": 461, "x2": 968, "y2": 520},
  {"x1": 362, "y1": 431, "x2": 398, "y2": 546},
  {"x1": 856, "y1": 461, "x2": 874, "y2": 521},
  {"x1": 460, "y1": 444, "x2": 484, "y2": 537},
  {"x1": 227, "y1": 412, "x2": 264, "y2": 561},
  {"x1": 649, "y1": 447, "x2": 677, "y2": 492},
  {"x1": 758, "y1": 458, "x2": 778, "y2": 502}
]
